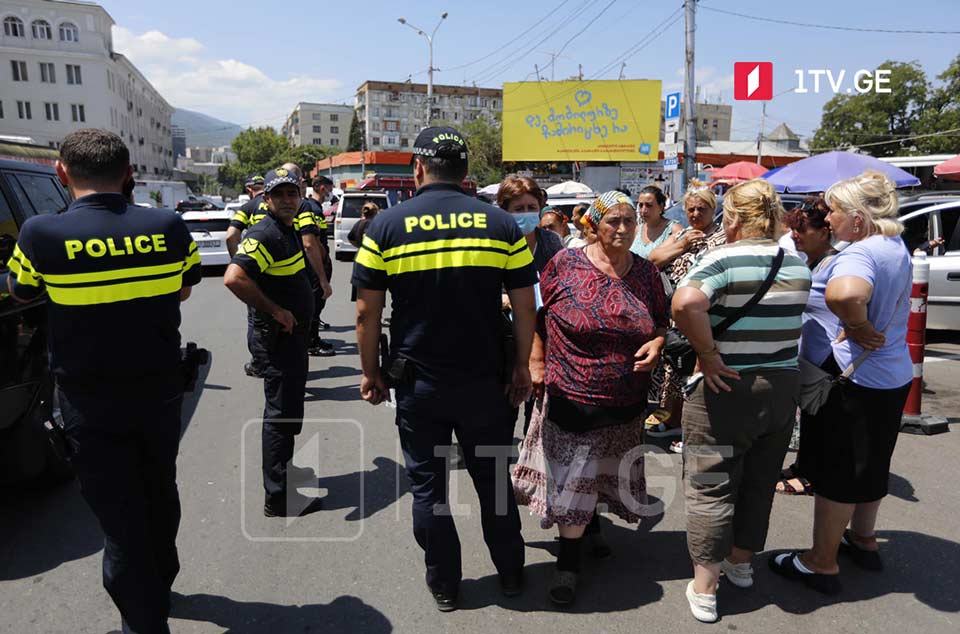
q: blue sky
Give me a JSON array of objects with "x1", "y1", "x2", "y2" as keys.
[{"x1": 102, "y1": 0, "x2": 960, "y2": 142}]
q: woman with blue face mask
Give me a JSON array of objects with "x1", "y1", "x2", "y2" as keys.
[{"x1": 496, "y1": 176, "x2": 564, "y2": 276}]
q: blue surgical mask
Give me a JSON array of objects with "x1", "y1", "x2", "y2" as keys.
[{"x1": 513, "y1": 212, "x2": 540, "y2": 235}]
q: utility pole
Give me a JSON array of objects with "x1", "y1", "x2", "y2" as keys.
[
  {"x1": 578, "y1": 64, "x2": 583, "y2": 81},
  {"x1": 682, "y1": 0, "x2": 697, "y2": 189},
  {"x1": 398, "y1": 12, "x2": 448, "y2": 125},
  {"x1": 619, "y1": 62, "x2": 626, "y2": 80},
  {"x1": 534, "y1": 64, "x2": 542, "y2": 81},
  {"x1": 756, "y1": 101, "x2": 767, "y2": 165}
]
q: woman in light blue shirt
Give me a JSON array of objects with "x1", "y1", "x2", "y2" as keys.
[{"x1": 771, "y1": 170, "x2": 913, "y2": 595}]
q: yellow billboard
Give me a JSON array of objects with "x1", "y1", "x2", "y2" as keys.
[{"x1": 501, "y1": 79, "x2": 662, "y2": 162}]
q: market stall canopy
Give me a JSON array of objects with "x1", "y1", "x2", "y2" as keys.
[
  {"x1": 545, "y1": 181, "x2": 594, "y2": 196},
  {"x1": 933, "y1": 154, "x2": 960, "y2": 181},
  {"x1": 765, "y1": 151, "x2": 921, "y2": 193},
  {"x1": 709, "y1": 161, "x2": 768, "y2": 182}
]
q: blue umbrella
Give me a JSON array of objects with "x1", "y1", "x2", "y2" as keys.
[
  {"x1": 761, "y1": 166, "x2": 784, "y2": 179},
  {"x1": 764, "y1": 151, "x2": 921, "y2": 193}
]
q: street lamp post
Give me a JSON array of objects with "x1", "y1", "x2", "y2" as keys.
[{"x1": 398, "y1": 12, "x2": 447, "y2": 126}]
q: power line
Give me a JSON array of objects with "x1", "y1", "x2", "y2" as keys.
[
  {"x1": 700, "y1": 5, "x2": 960, "y2": 35},
  {"x1": 438, "y1": 0, "x2": 573, "y2": 73},
  {"x1": 470, "y1": 0, "x2": 599, "y2": 86},
  {"x1": 808, "y1": 127, "x2": 960, "y2": 152}
]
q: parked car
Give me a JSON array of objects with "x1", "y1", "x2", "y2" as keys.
[
  {"x1": 182, "y1": 208, "x2": 233, "y2": 267},
  {"x1": 898, "y1": 195, "x2": 960, "y2": 331},
  {"x1": 0, "y1": 159, "x2": 72, "y2": 484},
  {"x1": 333, "y1": 190, "x2": 390, "y2": 260}
]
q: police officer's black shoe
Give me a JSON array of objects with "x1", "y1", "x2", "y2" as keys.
[
  {"x1": 317, "y1": 319, "x2": 331, "y2": 331},
  {"x1": 430, "y1": 589, "x2": 458, "y2": 612},
  {"x1": 499, "y1": 570, "x2": 524, "y2": 597},
  {"x1": 308, "y1": 343, "x2": 336, "y2": 357},
  {"x1": 264, "y1": 495, "x2": 324, "y2": 518},
  {"x1": 244, "y1": 362, "x2": 265, "y2": 378}
]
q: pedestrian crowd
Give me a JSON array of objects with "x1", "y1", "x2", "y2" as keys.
[{"x1": 0, "y1": 126, "x2": 915, "y2": 632}]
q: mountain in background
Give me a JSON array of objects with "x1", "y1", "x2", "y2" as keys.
[{"x1": 172, "y1": 109, "x2": 244, "y2": 148}]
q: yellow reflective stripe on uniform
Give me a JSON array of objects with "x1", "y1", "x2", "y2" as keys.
[
  {"x1": 355, "y1": 234, "x2": 386, "y2": 271},
  {"x1": 238, "y1": 238, "x2": 272, "y2": 272},
  {"x1": 385, "y1": 249, "x2": 510, "y2": 276},
  {"x1": 43, "y1": 260, "x2": 185, "y2": 284},
  {"x1": 381, "y1": 237, "x2": 512, "y2": 260},
  {"x1": 46, "y1": 274, "x2": 185, "y2": 306},
  {"x1": 232, "y1": 210, "x2": 250, "y2": 225},
  {"x1": 183, "y1": 242, "x2": 200, "y2": 272},
  {"x1": 264, "y1": 251, "x2": 305, "y2": 276},
  {"x1": 317, "y1": 216, "x2": 328, "y2": 230},
  {"x1": 506, "y1": 238, "x2": 534, "y2": 270},
  {"x1": 7, "y1": 244, "x2": 43, "y2": 287},
  {"x1": 295, "y1": 213, "x2": 317, "y2": 229}
]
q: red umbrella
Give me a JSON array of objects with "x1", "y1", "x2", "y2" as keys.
[
  {"x1": 934, "y1": 154, "x2": 960, "y2": 181},
  {"x1": 710, "y1": 161, "x2": 769, "y2": 182}
]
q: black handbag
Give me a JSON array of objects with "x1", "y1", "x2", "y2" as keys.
[{"x1": 662, "y1": 248, "x2": 785, "y2": 377}]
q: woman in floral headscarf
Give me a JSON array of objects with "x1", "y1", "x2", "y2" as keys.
[{"x1": 513, "y1": 191, "x2": 669, "y2": 606}]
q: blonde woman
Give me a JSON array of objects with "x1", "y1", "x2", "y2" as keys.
[
  {"x1": 770, "y1": 171, "x2": 912, "y2": 594},
  {"x1": 672, "y1": 179, "x2": 811, "y2": 622},
  {"x1": 646, "y1": 181, "x2": 727, "y2": 443}
]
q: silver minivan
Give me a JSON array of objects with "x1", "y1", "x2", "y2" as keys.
[
  {"x1": 898, "y1": 195, "x2": 960, "y2": 331},
  {"x1": 333, "y1": 191, "x2": 390, "y2": 260}
]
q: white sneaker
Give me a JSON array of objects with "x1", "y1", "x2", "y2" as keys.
[
  {"x1": 720, "y1": 559, "x2": 754, "y2": 588},
  {"x1": 686, "y1": 580, "x2": 718, "y2": 623}
]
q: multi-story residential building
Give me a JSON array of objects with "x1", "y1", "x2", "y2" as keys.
[
  {"x1": 0, "y1": 0, "x2": 174, "y2": 178},
  {"x1": 354, "y1": 80, "x2": 502, "y2": 152},
  {"x1": 281, "y1": 102, "x2": 353, "y2": 151}
]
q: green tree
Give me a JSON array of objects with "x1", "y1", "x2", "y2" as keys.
[
  {"x1": 347, "y1": 112, "x2": 364, "y2": 151},
  {"x1": 219, "y1": 126, "x2": 290, "y2": 191},
  {"x1": 461, "y1": 113, "x2": 503, "y2": 186},
  {"x1": 812, "y1": 60, "x2": 929, "y2": 156},
  {"x1": 914, "y1": 54, "x2": 960, "y2": 154}
]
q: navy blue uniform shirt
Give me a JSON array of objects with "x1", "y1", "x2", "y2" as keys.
[
  {"x1": 352, "y1": 182, "x2": 536, "y2": 384},
  {"x1": 4, "y1": 193, "x2": 201, "y2": 384},
  {"x1": 231, "y1": 211, "x2": 314, "y2": 325}
]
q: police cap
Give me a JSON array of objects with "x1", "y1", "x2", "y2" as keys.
[
  {"x1": 411, "y1": 126, "x2": 468, "y2": 162},
  {"x1": 263, "y1": 168, "x2": 299, "y2": 193}
]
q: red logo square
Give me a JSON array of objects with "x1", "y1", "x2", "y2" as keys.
[{"x1": 734, "y1": 62, "x2": 773, "y2": 100}]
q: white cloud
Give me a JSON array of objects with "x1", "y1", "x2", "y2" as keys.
[
  {"x1": 113, "y1": 27, "x2": 344, "y2": 127},
  {"x1": 664, "y1": 66, "x2": 735, "y2": 101}
]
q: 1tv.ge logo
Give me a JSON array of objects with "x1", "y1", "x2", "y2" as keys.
[{"x1": 734, "y1": 62, "x2": 892, "y2": 100}]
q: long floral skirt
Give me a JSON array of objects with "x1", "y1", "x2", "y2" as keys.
[{"x1": 512, "y1": 394, "x2": 648, "y2": 529}]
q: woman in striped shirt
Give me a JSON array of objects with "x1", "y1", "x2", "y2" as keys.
[{"x1": 671, "y1": 179, "x2": 812, "y2": 623}]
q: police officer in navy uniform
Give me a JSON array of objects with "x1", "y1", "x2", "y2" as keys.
[
  {"x1": 353, "y1": 126, "x2": 538, "y2": 611},
  {"x1": 226, "y1": 174, "x2": 271, "y2": 377},
  {"x1": 302, "y1": 175, "x2": 337, "y2": 353},
  {"x1": 2, "y1": 129, "x2": 201, "y2": 634},
  {"x1": 224, "y1": 168, "x2": 322, "y2": 517},
  {"x1": 280, "y1": 163, "x2": 335, "y2": 357}
]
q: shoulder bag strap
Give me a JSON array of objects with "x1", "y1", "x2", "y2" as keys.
[{"x1": 713, "y1": 247, "x2": 785, "y2": 338}]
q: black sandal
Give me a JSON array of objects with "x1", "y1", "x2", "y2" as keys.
[
  {"x1": 775, "y1": 476, "x2": 814, "y2": 496},
  {"x1": 768, "y1": 552, "x2": 841, "y2": 595},
  {"x1": 548, "y1": 570, "x2": 578, "y2": 605},
  {"x1": 839, "y1": 530, "x2": 883, "y2": 571}
]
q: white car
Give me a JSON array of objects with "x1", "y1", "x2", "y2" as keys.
[
  {"x1": 182, "y1": 208, "x2": 233, "y2": 267},
  {"x1": 897, "y1": 196, "x2": 960, "y2": 331},
  {"x1": 334, "y1": 191, "x2": 390, "y2": 260}
]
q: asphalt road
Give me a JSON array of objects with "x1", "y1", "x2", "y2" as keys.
[{"x1": 2, "y1": 261, "x2": 960, "y2": 634}]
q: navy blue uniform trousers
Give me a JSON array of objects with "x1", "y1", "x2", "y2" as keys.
[
  {"x1": 246, "y1": 306, "x2": 268, "y2": 373},
  {"x1": 395, "y1": 377, "x2": 525, "y2": 593},
  {"x1": 259, "y1": 323, "x2": 309, "y2": 507},
  {"x1": 59, "y1": 384, "x2": 182, "y2": 634}
]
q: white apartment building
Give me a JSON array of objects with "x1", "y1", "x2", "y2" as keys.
[
  {"x1": 281, "y1": 102, "x2": 353, "y2": 150},
  {"x1": 0, "y1": 0, "x2": 174, "y2": 178},
  {"x1": 355, "y1": 80, "x2": 502, "y2": 152}
]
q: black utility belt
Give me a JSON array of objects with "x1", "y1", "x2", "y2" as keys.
[{"x1": 547, "y1": 393, "x2": 645, "y2": 433}]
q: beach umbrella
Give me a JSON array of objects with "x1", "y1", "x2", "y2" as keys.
[
  {"x1": 933, "y1": 154, "x2": 960, "y2": 181},
  {"x1": 765, "y1": 151, "x2": 921, "y2": 193},
  {"x1": 710, "y1": 161, "x2": 768, "y2": 182}
]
